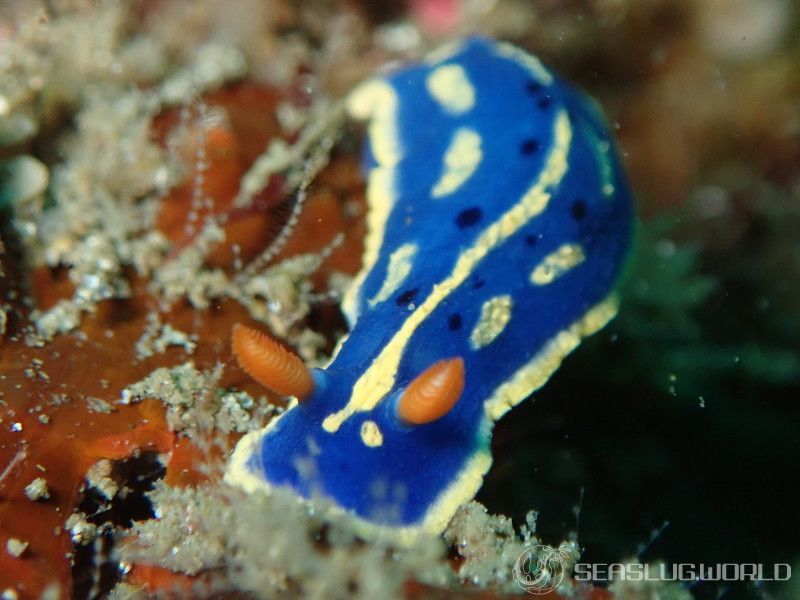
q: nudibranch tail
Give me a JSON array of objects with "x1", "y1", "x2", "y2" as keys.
[
  {"x1": 231, "y1": 323, "x2": 314, "y2": 400},
  {"x1": 397, "y1": 357, "x2": 465, "y2": 425}
]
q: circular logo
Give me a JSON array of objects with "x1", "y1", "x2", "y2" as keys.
[{"x1": 513, "y1": 544, "x2": 571, "y2": 595}]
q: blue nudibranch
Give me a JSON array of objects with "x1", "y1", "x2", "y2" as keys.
[{"x1": 227, "y1": 36, "x2": 634, "y2": 542}]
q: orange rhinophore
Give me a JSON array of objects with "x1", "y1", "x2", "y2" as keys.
[
  {"x1": 231, "y1": 323, "x2": 315, "y2": 399},
  {"x1": 397, "y1": 357, "x2": 465, "y2": 425}
]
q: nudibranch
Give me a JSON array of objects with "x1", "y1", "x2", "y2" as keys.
[{"x1": 226, "y1": 36, "x2": 634, "y2": 543}]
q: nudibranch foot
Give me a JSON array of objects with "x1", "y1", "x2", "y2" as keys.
[{"x1": 225, "y1": 35, "x2": 635, "y2": 544}]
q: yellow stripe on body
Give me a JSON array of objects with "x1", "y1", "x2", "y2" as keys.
[
  {"x1": 426, "y1": 64, "x2": 476, "y2": 114},
  {"x1": 322, "y1": 109, "x2": 573, "y2": 434},
  {"x1": 431, "y1": 128, "x2": 483, "y2": 198},
  {"x1": 530, "y1": 243, "x2": 586, "y2": 285},
  {"x1": 360, "y1": 420, "x2": 384, "y2": 447},
  {"x1": 368, "y1": 243, "x2": 418, "y2": 307},
  {"x1": 586, "y1": 127, "x2": 616, "y2": 198},
  {"x1": 341, "y1": 80, "x2": 402, "y2": 324},
  {"x1": 491, "y1": 41, "x2": 553, "y2": 86},
  {"x1": 470, "y1": 295, "x2": 513, "y2": 349},
  {"x1": 483, "y1": 295, "x2": 618, "y2": 420}
]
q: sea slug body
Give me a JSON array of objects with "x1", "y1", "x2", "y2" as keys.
[{"x1": 226, "y1": 36, "x2": 634, "y2": 543}]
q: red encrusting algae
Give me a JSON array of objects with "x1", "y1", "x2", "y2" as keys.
[{"x1": 0, "y1": 80, "x2": 366, "y2": 597}]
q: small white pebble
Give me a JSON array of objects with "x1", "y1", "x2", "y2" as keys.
[
  {"x1": 24, "y1": 477, "x2": 50, "y2": 501},
  {"x1": 5, "y1": 538, "x2": 28, "y2": 558},
  {"x1": 39, "y1": 583, "x2": 60, "y2": 600}
]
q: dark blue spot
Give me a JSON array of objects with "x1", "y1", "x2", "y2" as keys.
[
  {"x1": 396, "y1": 288, "x2": 419, "y2": 307},
  {"x1": 520, "y1": 139, "x2": 540, "y2": 155},
  {"x1": 571, "y1": 199, "x2": 587, "y2": 221},
  {"x1": 448, "y1": 314, "x2": 462, "y2": 331},
  {"x1": 471, "y1": 276, "x2": 485, "y2": 289},
  {"x1": 456, "y1": 207, "x2": 482, "y2": 229},
  {"x1": 525, "y1": 81, "x2": 544, "y2": 95},
  {"x1": 538, "y1": 96, "x2": 552, "y2": 110},
  {"x1": 525, "y1": 234, "x2": 539, "y2": 247}
]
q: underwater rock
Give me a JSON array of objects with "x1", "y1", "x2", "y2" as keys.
[{"x1": 0, "y1": 155, "x2": 48, "y2": 211}]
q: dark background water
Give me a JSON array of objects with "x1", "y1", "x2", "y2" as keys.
[{"x1": 480, "y1": 313, "x2": 800, "y2": 600}]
